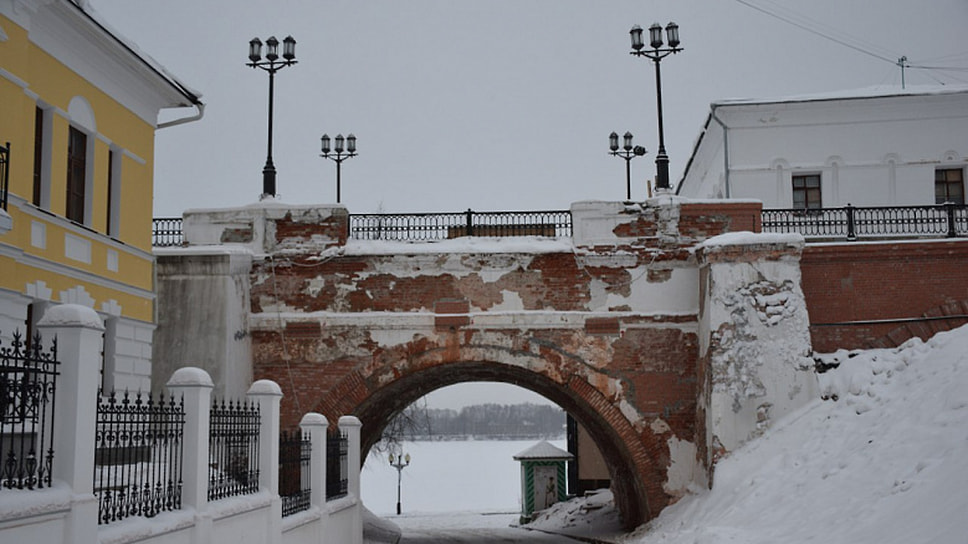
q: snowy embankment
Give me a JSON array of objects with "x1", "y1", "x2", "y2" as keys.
[{"x1": 535, "y1": 324, "x2": 968, "y2": 544}]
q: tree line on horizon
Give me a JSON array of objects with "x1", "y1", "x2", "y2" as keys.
[{"x1": 377, "y1": 401, "x2": 566, "y2": 452}]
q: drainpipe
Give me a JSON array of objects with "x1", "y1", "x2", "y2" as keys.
[
  {"x1": 710, "y1": 106, "x2": 730, "y2": 198},
  {"x1": 157, "y1": 102, "x2": 205, "y2": 130}
]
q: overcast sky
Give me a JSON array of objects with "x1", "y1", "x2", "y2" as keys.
[
  {"x1": 89, "y1": 0, "x2": 967, "y2": 217},
  {"x1": 87, "y1": 0, "x2": 967, "y2": 410}
]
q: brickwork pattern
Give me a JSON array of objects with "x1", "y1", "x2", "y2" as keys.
[{"x1": 801, "y1": 240, "x2": 968, "y2": 351}]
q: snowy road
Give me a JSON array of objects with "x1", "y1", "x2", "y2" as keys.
[
  {"x1": 399, "y1": 527, "x2": 587, "y2": 543},
  {"x1": 389, "y1": 512, "x2": 591, "y2": 544}
]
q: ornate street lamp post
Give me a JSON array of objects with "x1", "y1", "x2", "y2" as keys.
[
  {"x1": 609, "y1": 131, "x2": 647, "y2": 200},
  {"x1": 629, "y1": 22, "x2": 682, "y2": 192},
  {"x1": 388, "y1": 451, "x2": 410, "y2": 515},
  {"x1": 247, "y1": 35, "x2": 297, "y2": 198},
  {"x1": 320, "y1": 133, "x2": 357, "y2": 203}
]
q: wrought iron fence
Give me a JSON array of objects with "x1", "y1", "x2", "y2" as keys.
[
  {"x1": 94, "y1": 389, "x2": 185, "y2": 524},
  {"x1": 279, "y1": 429, "x2": 311, "y2": 516},
  {"x1": 0, "y1": 142, "x2": 9, "y2": 211},
  {"x1": 325, "y1": 431, "x2": 348, "y2": 500},
  {"x1": 1, "y1": 330, "x2": 58, "y2": 491},
  {"x1": 349, "y1": 209, "x2": 573, "y2": 241},
  {"x1": 762, "y1": 203, "x2": 967, "y2": 240},
  {"x1": 208, "y1": 398, "x2": 260, "y2": 501},
  {"x1": 152, "y1": 217, "x2": 184, "y2": 247}
]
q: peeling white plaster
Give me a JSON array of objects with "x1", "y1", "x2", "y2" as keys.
[
  {"x1": 650, "y1": 418, "x2": 671, "y2": 434},
  {"x1": 488, "y1": 290, "x2": 524, "y2": 312},
  {"x1": 664, "y1": 435, "x2": 704, "y2": 497},
  {"x1": 702, "y1": 248, "x2": 819, "y2": 454}
]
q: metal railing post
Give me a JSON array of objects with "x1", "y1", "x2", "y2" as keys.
[
  {"x1": 465, "y1": 208, "x2": 474, "y2": 237},
  {"x1": 845, "y1": 203, "x2": 857, "y2": 241},
  {"x1": 946, "y1": 202, "x2": 957, "y2": 238}
]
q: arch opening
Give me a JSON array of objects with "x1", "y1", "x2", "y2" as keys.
[
  {"x1": 316, "y1": 359, "x2": 660, "y2": 529},
  {"x1": 361, "y1": 381, "x2": 570, "y2": 517}
]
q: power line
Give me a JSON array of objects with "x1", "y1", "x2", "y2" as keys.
[
  {"x1": 734, "y1": 0, "x2": 968, "y2": 85},
  {"x1": 733, "y1": 0, "x2": 897, "y2": 64}
]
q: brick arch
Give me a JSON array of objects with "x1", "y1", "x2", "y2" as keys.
[{"x1": 309, "y1": 342, "x2": 670, "y2": 529}]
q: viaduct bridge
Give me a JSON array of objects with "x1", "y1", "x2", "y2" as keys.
[{"x1": 154, "y1": 197, "x2": 833, "y2": 528}]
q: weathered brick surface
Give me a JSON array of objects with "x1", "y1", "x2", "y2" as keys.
[
  {"x1": 246, "y1": 200, "x2": 773, "y2": 528},
  {"x1": 801, "y1": 240, "x2": 968, "y2": 351}
]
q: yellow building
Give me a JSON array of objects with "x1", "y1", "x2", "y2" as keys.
[{"x1": 1, "y1": 0, "x2": 202, "y2": 391}]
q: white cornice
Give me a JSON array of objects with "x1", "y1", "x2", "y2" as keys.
[{"x1": 27, "y1": 1, "x2": 195, "y2": 126}]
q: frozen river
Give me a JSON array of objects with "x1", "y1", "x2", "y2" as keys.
[{"x1": 360, "y1": 438, "x2": 566, "y2": 517}]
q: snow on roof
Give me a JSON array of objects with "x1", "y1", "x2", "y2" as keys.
[
  {"x1": 513, "y1": 440, "x2": 574, "y2": 461},
  {"x1": 69, "y1": 0, "x2": 202, "y2": 105},
  {"x1": 711, "y1": 84, "x2": 968, "y2": 108}
]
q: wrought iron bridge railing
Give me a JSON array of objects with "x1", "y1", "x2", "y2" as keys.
[
  {"x1": 349, "y1": 209, "x2": 573, "y2": 241},
  {"x1": 152, "y1": 209, "x2": 573, "y2": 246},
  {"x1": 761, "y1": 203, "x2": 967, "y2": 241},
  {"x1": 152, "y1": 217, "x2": 184, "y2": 247},
  {"x1": 153, "y1": 203, "x2": 966, "y2": 246}
]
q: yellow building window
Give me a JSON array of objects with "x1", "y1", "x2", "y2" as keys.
[{"x1": 66, "y1": 126, "x2": 87, "y2": 223}]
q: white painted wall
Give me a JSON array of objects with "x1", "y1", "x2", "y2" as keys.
[{"x1": 678, "y1": 87, "x2": 968, "y2": 208}]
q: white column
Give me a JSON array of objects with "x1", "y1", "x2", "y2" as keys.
[
  {"x1": 338, "y1": 415, "x2": 363, "y2": 544},
  {"x1": 38, "y1": 304, "x2": 103, "y2": 544},
  {"x1": 248, "y1": 379, "x2": 283, "y2": 544}
]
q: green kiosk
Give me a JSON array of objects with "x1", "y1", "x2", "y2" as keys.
[{"x1": 513, "y1": 440, "x2": 574, "y2": 524}]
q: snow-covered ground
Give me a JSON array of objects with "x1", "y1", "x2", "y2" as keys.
[{"x1": 620, "y1": 324, "x2": 968, "y2": 543}]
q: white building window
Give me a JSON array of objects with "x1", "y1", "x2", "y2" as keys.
[
  {"x1": 792, "y1": 173, "x2": 822, "y2": 210},
  {"x1": 935, "y1": 168, "x2": 964, "y2": 205}
]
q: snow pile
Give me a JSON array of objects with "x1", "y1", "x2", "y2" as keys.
[
  {"x1": 523, "y1": 489, "x2": 624, "y2": 541},
  {"x1": 623, "y1": 325, "x2": 968, "y2": 544}
]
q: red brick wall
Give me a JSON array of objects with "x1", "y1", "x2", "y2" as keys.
[{"x1": 801, "y1": 240, "x2": 968, "y2": 351}]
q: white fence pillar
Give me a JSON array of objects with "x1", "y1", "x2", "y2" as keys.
[
  {"x1": 166, "y1": 367, "x2": 213, "y2": 512},
  {"x1": 299, "y1": 412, "x2": 329, "y2": 509},
  {"x1": 338, "y1": 415, "x2": 363, "y2": 544},
  {"x1": 166, "y1": 366, "x2": 214, "y2": 543},
  {"x1": 248, "y1": 379, "x2": 283, "y2": 544},
  {"x1": 300, "y1": 412, "x2": 329, "y2": 543},
  {"x1": 38, "y1": 304, "x2": 103, "y2": 544}
]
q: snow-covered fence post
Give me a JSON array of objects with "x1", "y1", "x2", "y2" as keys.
[
  {"x1": 248, "y1": 379, "x2": 283, "y2": 544},
  {"x1": 300, "y1": 412, "x2": 329, "y2": 541},
  {"x1": 338, "y1": 415, "x2": 363, "y2": 544},
  {"x1": 38, "y1": 304, "x2": 103, "y2": 544},
  {"x1": 299, "y1": 412, "x2": 329, "y2": 509},
  {"x1": 166, "y1": 366, "x2": 213, "y2": 540}
]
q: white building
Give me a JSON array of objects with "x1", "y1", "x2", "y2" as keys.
[{"x1": 676, "y1": 86, "x2": 968, "y2": 209}]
